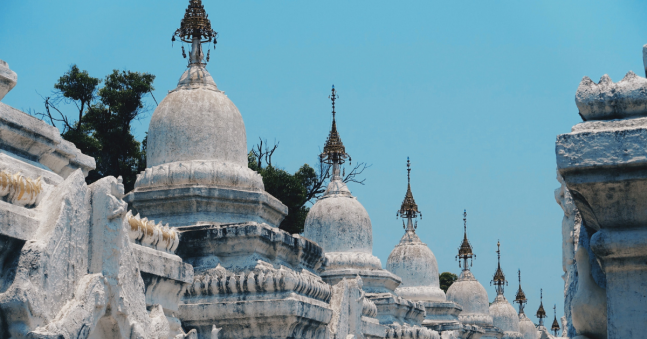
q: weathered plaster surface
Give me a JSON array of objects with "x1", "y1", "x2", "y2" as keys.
[
  {"x1": 518, "y1": 314, "x2": 538, "y2": 339},
  {"x1": 489, "y1": 295, "x2": 522, "y2": 339},
  {"x1": 387, "y1": 230, "x2": 445, "y2": 302},
  {"x1": 446, "y1": 270, "x2": 493, "y2": 328},
  {"x1": 304, "y1": 180, "x2": 373, "y2": 254},
  {"x1": 576, "y1": 72, "x2": 647, "y2": 121},
  {"x1": 0, "y1": 103, "x2": 95, "y2": 178},
  {"x1": 147, "y1": 65, "x2": 247, "y2": 168}
]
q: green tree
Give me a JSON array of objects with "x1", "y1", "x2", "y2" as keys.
[
  {"x1": 248, "y1": 139, "x2": 369, "y2": 234},
  {"x1": 36, "y1": 65, "x2": 154, "y2": 192},
  {"x1": 440, "y1": 272, "x2": 458, "y2": 293}
]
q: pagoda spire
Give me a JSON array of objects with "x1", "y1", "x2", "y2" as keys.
[
  {"x1": 396, "y1": 157, "x2": 421, "y2": 232},
  {"x1": 172, "y1": 0, "x2": 218, "y2": 65},
  {"x1": 514, "y1": 269, "x2": 527, "y2": 315},
  {"x1": 490, "y1": 240, "x2": 507, "y2": 295},
  {"x1": 536, "y1": 289, "x2": 547, "y2": 326},
  {"x1": 551, "y1": 304, "x2": 561, "y2": 336},
  {"x1": 456, "y1": 210, "x2": 475, "y2": 270},
  {"x1": 320, "y1": 85, "x2": 350, "y2": 181}
]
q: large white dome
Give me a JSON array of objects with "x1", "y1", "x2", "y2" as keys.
[
  {"x1": 446, "y1": 270, "x2": 493, "y2": 327},
  {"x1": 387, "y1": 229, "x2": 445, "y2": 302},
  {"x1": 490, "y1": 294, "x2": 523, "y2": 338},
  {"x1": 147, "y1": 65, "x2": 247, "y2": 168},
  {"x1": 304, "y1": 179, "x2": 372, "y2": 254}
]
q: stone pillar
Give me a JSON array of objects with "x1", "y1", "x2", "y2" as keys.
[{"x1": 556, "y1": 62, "x2": 647, "y2": 338}]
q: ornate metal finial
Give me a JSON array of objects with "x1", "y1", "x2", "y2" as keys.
[
  {"x1": 172, "y1": 0, "x2": 218, "y2": 64},
  {"x1": 321, "y1": 85, "x2": 349, "y2": 167},
  {"x1": 407, "y1": 157, "x2": 411, "y2": 184},
  {"x1": 456, "y1": 210, "x2": 475, "y2": 270},
  {"x1": 514, "y1": 269, "x2": 527, "y2": 315},
  {"x1": 551, "y1": 304, "x2": 560, "y2": 335},
  {"x1": 536, "y1": 289, "x2": 547, "y2": 326},
  {"x1": 491, "y1": 240, "x2": 507, "y2": 295},
  {"x1": 397, "y1": 157, "x2": 421, "y2": 229}
]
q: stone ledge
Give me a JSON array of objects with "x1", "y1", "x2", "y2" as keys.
[
  {"x1": 368, "y1": 292, "x2": 427, "y2": 326},
  {"x1": 186, "y1": 264, "x2": 331, "y2": 303},
  {"x1": 124, "y1": 185, "x2": 287, "y2": 228},
  {"x1": 557, "y1": 123, "x2": 647, "y2": 230},
  {"x1": 133, "y1": 243, "x2": 193, "y2": 283},
  {"x1": 394, "y1": 286, "x2": 446, "y2": 303},
  {"x1": 179, "y1": 297, "x2": 332, "y2": 339},
  {"x1": 320, "y1": 268, "x2": 402, "y2": 294},
  {"x1": 457, "y1": 312, "x2": 494, "y2": 329},
  {"x1": 0, "y1": 152, "x2": 62, "y2": 186},
  {"x1": 363, "y1": 317, "x2": 387, "y2": 339},
  {"x1": 0, "y1": 200, "x2": 38, "y2": 241},
  {"x1": 557, "y1": 125, "x2": 647, "y2": 171},
  {"x1": 176, "y1": 222, "x2": 324, "y2": 272},
  {"x1": 0, "y1": 102, "x2": 95, "y2": 178},
  {"x1": 421, "y1": 300, "x2": 462, "y2": 331}
]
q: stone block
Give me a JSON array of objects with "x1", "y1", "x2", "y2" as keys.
[
  {"x1": 180, "y1": 262, "x2": 333, "y2": 339},
  {"x1": 422, "y1": 301, "x2": 463, "y2": 332},
  {"x1": 176, "y1": 222, "x2": 324, "y2": 272},
  {"x1": 0, "y1": 102, "x2": 95, "y2": 178},
  {"x1": 367, "y1": 292, "x2": 426, "y2": 326},
  {"x1": 125, "y1": 185, "x2": 287, "y2": 228}
]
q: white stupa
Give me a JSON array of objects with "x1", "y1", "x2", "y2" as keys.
[
  {"x1": 125, "y1": 14, "x2": 287, "y2": 227},
  {"x1": 304, "y1": 89, "x2": 428, "y2": 330},
  {"x1": 304, "y1": 87, "x2": 401, "y2": 294},
  {"x1": 446, "y1": 211, "x2": 501, "y2": 338},
  {"x1": 488, "y1": 241, "x2": 523, "y2": 339},
  {"x1": 387, "y1": 158, "x2": 445, "y2": 302},
  {"x1": 386, "y1": 159, "x2": 466, "y2": 333}
]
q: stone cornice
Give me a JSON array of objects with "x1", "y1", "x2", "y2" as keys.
[{"x1": 185, "y1": 264, "x2": 332, "y2": 303}]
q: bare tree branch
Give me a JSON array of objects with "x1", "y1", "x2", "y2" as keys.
[
  {"x1": 343, "y1": 162, "x2": 371, "y2": 185},
  {"x1": 29, "y1": 93, "x2": 75, "y2": 133},
  {"x1": 251, "y1": 138, "x2": 280, "y2": 169},
  {"x1": 303, "y1": 157, "x2": 331, "y2": 204}
]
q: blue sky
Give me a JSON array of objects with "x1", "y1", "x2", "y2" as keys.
[{"x1": 2, "y1": 0, "x2": 646, "y2": 323}]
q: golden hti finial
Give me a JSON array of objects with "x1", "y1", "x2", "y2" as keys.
[
  {"x1": 321, "y1": 85, "x2": 350, "y2": 167},
  {"x1": 456, "y1": 210, "x2": 475, "y2": 270},
  {"x1": 172, "y1": 0, "x2": 218, "y2": 64},
  {"x1": 396, "y1": 157, "x2": 421, "y2": 231},
  {"x1": 536, "y1": 289, "x2": 547, "y2": 326},
  {"x1": 514, "y1": 269, "x2": 527, "y2": 315},
  {"x1": 491, "y1": 240, "x2": 508, "y2": 295},
  {"x1": 551, "y1": 304, "x2": 560, "y2": 336}
]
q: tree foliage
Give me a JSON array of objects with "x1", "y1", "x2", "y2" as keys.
[
  {"x1": 439, "y1": 272, "x2": 458, "y2": 293},
  {"x1": 248, "y1": 138, "x2": 369, "y2": 234},
  {"x1": 34, "y1": 65, "x2": 154, "y2": 192}
]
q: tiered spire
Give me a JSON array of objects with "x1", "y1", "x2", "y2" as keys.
[
  {"x1": 490, "y1": 241, "x2": 508, "y2": 295},
  {"x1": 396, "y1": 158, "x2": 421, "y2": 231},
  {"x1": 321, "y1": 85, "x2": 350, "y2": 175},
  {"x1": 456, "y1": 210, "x2": 475, "y2": 270},
  {"x1": 536, "y1": 289, "x2": 547, "y2": 326},
  {"x1": 172, "y1": 0, "x2": 218, "y2": 64},
  {"x1": 551, "y1": 304, "x2": 561, "y2": 336},
  {"x1": 514, "y1": 270, "x2": 527, "y2": 315}
]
